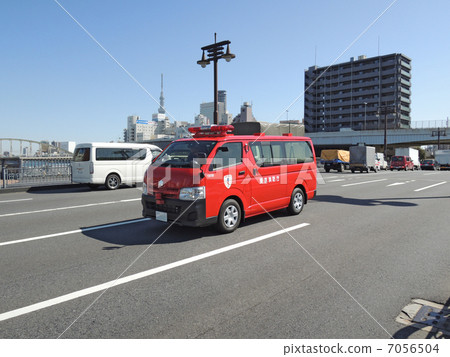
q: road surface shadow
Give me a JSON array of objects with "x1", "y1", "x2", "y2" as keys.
[
  {"x1": 80, "y1": 218, "x2": 219, "y2": 247},
  {"x1": 314, "y1": 195, "x2": 420, "y2": 207},
  {"x1": 81, "y1": 208, "x2": 291, "y2": 248}
]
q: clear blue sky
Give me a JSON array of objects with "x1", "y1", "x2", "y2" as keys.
[{"x1": 1, "y1": 0, "x2": 449, "y2": 144}]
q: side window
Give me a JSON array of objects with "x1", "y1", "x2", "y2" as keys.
[
  {"x1": 285, "y1": 141, "x2": 314, "y2": 164},
  {"x1": 271, "y1": 142, "x2": 286, "y2": 165},
  {"x1": 250, "y1": 141, "x2": 289, "y2": 167},
  {"x1": 250, "y1": 142, "x2": 272, "y2": 167},
  {"x1": 210, "y1": 142, "x2": 242, "y2": 170},
  {"x1": 125, "y1": 149, "x2": 146, "y2": 160}
]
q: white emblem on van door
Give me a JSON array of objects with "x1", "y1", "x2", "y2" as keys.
[
  {"x1": 158, "y1": 179, "x2": 164, "y2": 188},
  {"x1": 224, "y1": 175, "x2": 232, "y2": 189}
]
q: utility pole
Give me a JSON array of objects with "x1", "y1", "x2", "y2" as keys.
[
  {"x1": 432, "y1": 127, "x2": 447, "y2": 150},
  {"x1": 377, "y1": 103, "x2": 396, "y2": 158}
]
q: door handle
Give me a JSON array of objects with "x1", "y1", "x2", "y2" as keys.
[
  {"x1": 253, "y1": 168, "x2": 258, "y2": 176},
  {"x1": 238, "y1": 170, "x2": 245, "y2": 176}
]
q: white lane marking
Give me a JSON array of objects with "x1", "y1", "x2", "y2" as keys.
[
  {"x1": 341, "y1": 179, "x2": 387, "y2": 187},
  {"x1": 326, "y1": 179, "x2": 345, "y2": 183},
  {"x1": 387, "y1": 180, "x2": 416, "y2": 187},
  {"x1": 0, "y1": 218, "x2": 150, "y2": 247},
  {"x1": 0, "y1": 198, "x2": 33, "y2": 204},
  {"x1": 387, "y1": 182, "x2": 405, "y2": 186},
  {"x1": 0, "y1": 198, "x2": 141, "y2": 218},
  {"x1": 0, "y1": 223, "x2": 309, "y2": 322},
  {"x1": 414, "y1": 181, "x2": 447, "y2": 192}
]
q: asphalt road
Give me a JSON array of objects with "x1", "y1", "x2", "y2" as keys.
[{"x1": 0, "y1": 169, "x2": 449, "y2": 339}]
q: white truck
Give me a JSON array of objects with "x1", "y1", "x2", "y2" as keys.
[
  {"x1": 435, "y1": 150, "x2": 450, "y2": 170},
  {"x1": 350, "y1": 145, "x2": 377, "y2": 173},
  {"x1": 395, "y1": 148, "x2": 420, "y2": 170},
  {"x1": 375, "y1": 152, "x2": 387, "y2": 170}
]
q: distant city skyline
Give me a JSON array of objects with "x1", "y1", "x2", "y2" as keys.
[{"x1": 1, "y1": 0, "x2": 450, "y2": 143}]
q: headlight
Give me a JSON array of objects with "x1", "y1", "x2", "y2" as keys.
[{"x1": 179, "y1": 186, "x2": 206, "y2": 201}]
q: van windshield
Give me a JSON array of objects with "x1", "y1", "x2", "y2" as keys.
[
  {"x1": 153, "y1": 141, "x2": 217, "y2": 167},
  {"x1": 391, "y1": 156, "x2": 404, "y2": 162}
]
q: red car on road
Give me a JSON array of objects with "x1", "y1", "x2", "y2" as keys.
[{"x1": 390, "y1": 156, "x2": 414, "y2": 171}]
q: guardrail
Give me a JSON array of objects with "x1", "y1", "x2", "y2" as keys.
[
  {"x1": 411, "y1": 120, "x2": 449, "y2": 129},
  {"x1": 1, "y1": 161, "x2": 72, "y2": 189}
]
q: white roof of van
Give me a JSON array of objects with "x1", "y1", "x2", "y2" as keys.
[{"x1": 75, "y1": 142, "x2": 161, "y2": 149}]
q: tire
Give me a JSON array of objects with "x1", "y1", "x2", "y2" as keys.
[
  {"x1": 287, "y1": 188, "x2": 305, "y2": 215},
  {"x1": 216, "y1": 199, "x2": 241, "y2": 233},
  {"x1": 105, "y1": 173, "x2": 121, "y2": 190}
]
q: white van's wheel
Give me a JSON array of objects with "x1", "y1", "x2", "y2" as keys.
[
  {"x1": 216, "y1": 199, "x2": 241, "y2": 233},
  {"x1": 287, "y1": 188, "x2": 304, "y2": 215},
  {"x1": 106, "y1": 174, "x2": 121, "y2": 190}
]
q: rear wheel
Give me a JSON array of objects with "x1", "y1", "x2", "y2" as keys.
[
  {"x1": 216, "y1": 199, "x2": 241, "y2": 233},
  {"x1": 105, "y1": 173, "x2": 121, "y2": 190},
  {"x1": 287, "y1": 188, "x2": 305, "y2": 215}
]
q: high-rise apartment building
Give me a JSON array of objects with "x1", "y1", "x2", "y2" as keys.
[
  {"x1": 199, "y1": 90, "x2": 233, "y2": 125},
  {"x1": 304, "y1": 53, "x2": 411, "y2": 133}
]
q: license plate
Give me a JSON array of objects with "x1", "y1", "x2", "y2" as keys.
[{"x1": 155, "y1": 211, "x2": 167, "y2": 222}]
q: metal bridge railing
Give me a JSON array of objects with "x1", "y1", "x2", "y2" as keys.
[
  {"x1": 1, "y1": 163, "x2": 72, "y2": 189},
  {"x1": 411, "y1": 120, "x2": 449, "y2": 129}
]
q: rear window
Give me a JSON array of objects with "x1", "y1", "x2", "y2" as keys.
[
  {"x1": 73, "y1": 148, "x2": 91, "y2": 162},
  {"x1": 391, "y1": 156, "x2": 405, "y2": 162}
]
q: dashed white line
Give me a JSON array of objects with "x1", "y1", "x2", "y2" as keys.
[
  {"x1": 341, "y1": 179, "x2": 387, "y2": 187},
  {"x1": 0, "y1": 198, "x2": 141, "y2": 218},
  {"x1": 0, "y1": 223, "x2": 310, "y2": 322},
  {"x1": 387, "y1": 180, "x2": 415, "y2": 187},
  {"x1": 0, "y1": 198, "x2": 33, "y2": 204},
  {"x1": 326, "y1": 179, "x2": 345, "y2": 183},
  {"x1": 0, "y1": 218, "x2": 150, "y2": 247},
  {"x1": 414, "y1": 181, "x2": 447, "y2": 192}
]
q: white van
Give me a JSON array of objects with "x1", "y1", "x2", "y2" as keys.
[{"x1": 72, "y1": 142, "x2": 162, "y2": 190}]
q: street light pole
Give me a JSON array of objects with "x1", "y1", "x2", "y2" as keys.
[{"x1": 197, "y1": 33, "x2": 235, "y2": 125}]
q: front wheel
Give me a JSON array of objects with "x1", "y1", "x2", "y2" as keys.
[
  {"x1": 287, "y1": 188, "x2": 305, "y2": 215},
  {"x1": 105, "y1": 173, "x2": 121, "y2": 190},
  {"x1": 216, "y1": 199, "x2": 241, "y2": 233}
]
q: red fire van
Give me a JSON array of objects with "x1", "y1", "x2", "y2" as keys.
[{"x1": 141, "y1": 125, "x2": 317, "y2": 233}]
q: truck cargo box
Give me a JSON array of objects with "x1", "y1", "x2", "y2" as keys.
[{"x1": 349, "y1": 145, "x2": 377, "y2": 173}]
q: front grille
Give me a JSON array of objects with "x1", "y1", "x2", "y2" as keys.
[{"x1": 146, "y1": 201, "x2": 181, "y2": 214}]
